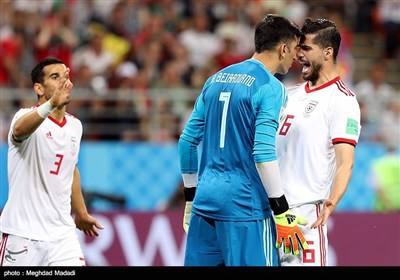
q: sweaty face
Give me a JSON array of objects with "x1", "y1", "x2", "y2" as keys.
[{"x1": 297, "y1": 34, "x2": 324, "y2": 84}]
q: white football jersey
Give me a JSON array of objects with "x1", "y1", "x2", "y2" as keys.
[
  {"x1": 276, "y1": 77, "x2": 361, "y2": 207},
  {"x1": 1, "y1": 106, "x2": 82, "y2": 241}
]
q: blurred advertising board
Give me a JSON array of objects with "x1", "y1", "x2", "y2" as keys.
[{"x1": 79, "y1": 211, "x2": 399, "y2": 266}]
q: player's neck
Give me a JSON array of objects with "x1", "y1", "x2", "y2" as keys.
[
  {"x1": 51, "y1": 107, "x2": 66, "y2": 122},
  {"x1": 308, "y1": 67, "x2": 339, "y2": 89},
  {"x1": 251, "y1": 52, "x2": 279, "y2": 75}
]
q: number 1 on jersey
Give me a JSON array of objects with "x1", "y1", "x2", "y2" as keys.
[{"x1": 219, "y1": 92, "x2": 231, "y2": 148}]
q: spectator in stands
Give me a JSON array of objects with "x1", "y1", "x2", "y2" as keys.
[
  {"x1": 376, "y1": 0, "x2": 400, "y2": 61},
  {"x1": 163, "y1": 41, "x2": 192, "y2": 86},
  {"x1": 0, "y1": 29, "x2": 31, "y2": 88},
  {"x1": 328, "y1": 9, "x2": 355, "y2": 88},
  {"x1": 133, "y1": 12, "x2": 173, "y2": 56},
  {"x1": 178, "y1": 9, "x2": 222, "y2": 69},
  {"x1": 33, "y1": 4, "x2": 78, "y2": 75},
  {"x1": 371, "y1": 141, "x2": 400, "y2": 212},
  {"x1": 212, "y1": 31, "x2": 250, "y2": 71},
  {"x1": 354, "y1": 0, "x2": 378, "y2": 33},
  {"x1": 135, "y1": 39, "x2": 164, "y2": 86},
  {"x1": 72, "y1": 25, "x2": 114, "y2": 85},
  {"x1": 113, "y1": 61, "x2": 141, "y2": 142},
  {"x1": 0, "y1": 0, "x2": 398, "y2": 145},
  {"x1": 354, "y1": 61, "x2": 396, "y2": 142},
  {"x1": 214, "y1": 6, "x2": 254, "y2": 58},
  {"x1": 379, "y1": 96, "x2": 400, "y2": 151},
  {"x1": 262, "y1": 0, "x2": 309, "y2": 27},
  {"x1": 66, "y1": 64, "x2": 93, "y2": 121},
  {"x1": 152, "y1": 60, "x2": 189, "y2": 115},
  {"x1": 140, "y1": 97, "x2": 181, "y2": 142}
]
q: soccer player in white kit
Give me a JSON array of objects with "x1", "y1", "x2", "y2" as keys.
[
  {"x1": 276, "y1": 18, "x2": 361, "y2": 266},
  {"x1": 0, "y1": 57, "x2": 103, "y2": 266}
]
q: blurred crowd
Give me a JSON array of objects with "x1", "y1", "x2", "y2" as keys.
[{"x1": 0, "y1": 0, "x2": 399, "y2": 147}]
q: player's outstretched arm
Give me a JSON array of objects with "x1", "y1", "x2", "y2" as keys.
[
  {"x1": 312, "y1": 143, "x2": 354, "y2": 228},
  {"x1": 71, "y1": 167, "x2": 104, "y2": 237}
]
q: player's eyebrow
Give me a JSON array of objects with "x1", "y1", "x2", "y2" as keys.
[
  {"x1": 49, "y1": 72, "x2": 60, "y2": 79},
  {"x1": 298, "y1": 44, "x2": 311, "y2": 50}
]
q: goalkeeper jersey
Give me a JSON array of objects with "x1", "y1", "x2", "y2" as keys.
[
  {"x1": 275, "y1": 77, "x2": 361, "y2": 207},
  {"x1": 0, "y1": 106, "x2": 82, "y2": 241},
  {"x1": 179, "y1": 58, "x2": 287, "y2": 221}
]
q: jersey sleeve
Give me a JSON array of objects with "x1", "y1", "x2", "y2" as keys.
[
  {"x1": 178, "y1": 92, "x2": 206, "y2": 174},
  {"x1": 252, "y1": 82, "x2": 285, "y2": 163},
  {"x1": 9, "y1": 108, "x2": 33, "y2": 144},
  {"x1": 330, "y1": 94, "x2": 361, "y2": 146}
]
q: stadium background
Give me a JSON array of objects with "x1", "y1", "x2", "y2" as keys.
[{"x1": 0, "y1": 0, "x2": 399, "y2": 266}]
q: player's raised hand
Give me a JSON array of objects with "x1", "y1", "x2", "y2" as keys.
[{"x1": 50, "y1": 67, "x2": 73, "y2": 108}]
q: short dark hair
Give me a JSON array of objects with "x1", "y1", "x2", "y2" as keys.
[
  {"x1": 254, "y1": 14, "x2": 301, "y2": 53},
  {"x1": 301, "y1": 18, "x2": 341, "y2": 61},
  {"x1": 31, "y1": 57, "x2": 65, "y2": 85}
]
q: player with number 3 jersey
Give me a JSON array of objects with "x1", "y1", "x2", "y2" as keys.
[{"x1": 0, "y1": 57, "x2": 103, "y2": 266}]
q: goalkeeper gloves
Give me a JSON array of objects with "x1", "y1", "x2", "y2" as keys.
[
  {"x1": 182, "y1": 185, "x2": 196, "y2": 234},
  {"x1": 183, "y1": 201, "x2": 192, "y2": 234},
  {"x1": 274, "y1": 209, "x2": 308, "y2": 255}
]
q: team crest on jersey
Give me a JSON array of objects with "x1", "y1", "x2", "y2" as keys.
[
  {"x1": 304, "y1": 100, "x2": 318, "y2": 118},
  {"x1": 71, "y1": 136, "x2": 77, "y2": 156}
]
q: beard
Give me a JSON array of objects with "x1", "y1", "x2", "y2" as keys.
[
  {"x1": 64, "y1": 97, "x2": 71, "y2": 105},
  {"x1": 302, "y1": 62, "x2": 322, "y2": 85}
]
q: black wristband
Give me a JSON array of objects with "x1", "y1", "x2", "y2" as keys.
[
  {"x1": 268, "y1": 195, "x2": 289, "y2": 215},
  {"x1": 183, "y1": 187, "x2": 196, "y2": 201}
]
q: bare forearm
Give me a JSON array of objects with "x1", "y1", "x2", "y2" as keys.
[
  {"x1": 329, "y1": 143, "x2": 355, "y2": 209},
  {"x1": 71, "y1": 167, "x2": 88, "y2": 216},
  {"x1": 35, "y1": 27, "x2": 52, "y2": 48},
  {"x1": 58, "y1": 27, "x2": 78, "y2": 48},
  {"x1": 329, "y1": 164, "x2": 353, "y2": 210}
]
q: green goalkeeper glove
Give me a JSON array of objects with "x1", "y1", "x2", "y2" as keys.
[
  {"x1": 183, "y1": 201, "x2": 192, "y2": 234},
  {"x1": 274, "y1": 210, "x2": 308, "y2": 255}
]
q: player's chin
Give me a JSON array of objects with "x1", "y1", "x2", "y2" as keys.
[
  {"x1": 277, "y1": 67, "x2": 290, "y2": 75},
  {"x1": 284, "y1": 61, "x2": 294, "y2": 74}
]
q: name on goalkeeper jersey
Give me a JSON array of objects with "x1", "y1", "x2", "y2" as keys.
[{"x1": 212, "y1": 72, "x2": 256, "y2": 87}]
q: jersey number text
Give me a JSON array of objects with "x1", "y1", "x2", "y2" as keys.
[
  {"x1": 218, "y1": 92, "x2": 231, "y2": 148},
  {"x1": 279, "y1": 114, "x2": 294, "y2": 135},
  {"x1": 50, "y1": 154, "x2": 64, "y2": 175}
]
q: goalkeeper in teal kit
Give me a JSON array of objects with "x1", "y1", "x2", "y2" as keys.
[{"x1": 178, "y1": 14, "x2": 308, "y2": 266}]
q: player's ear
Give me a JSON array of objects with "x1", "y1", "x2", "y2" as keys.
[
  {"x1": 324, "y1": 47, "x2": 333, "y2": 60},
  {"x1": 279, "y1": 44, "x2": 287, "y2": 59},
  {"x1": 33, "y1": 83, "x2": 44, "y2": 97}
]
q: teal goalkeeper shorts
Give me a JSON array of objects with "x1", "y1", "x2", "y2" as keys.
[{"x1": 184, "y1": 212, "x2": 279, "y2": 266}]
